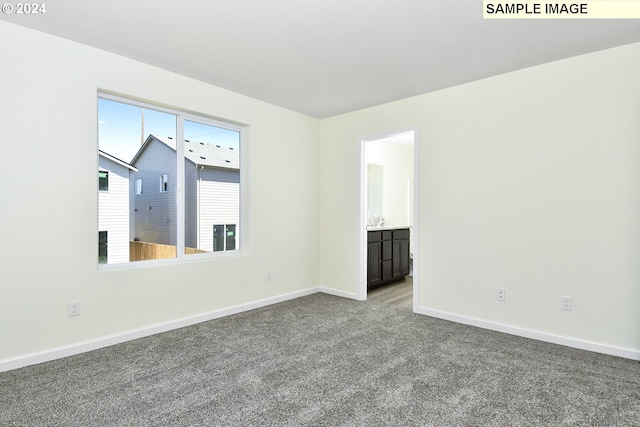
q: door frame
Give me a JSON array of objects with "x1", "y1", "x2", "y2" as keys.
[{"x1": 359, "y1": 128, "x2": 419, "y2": 310}]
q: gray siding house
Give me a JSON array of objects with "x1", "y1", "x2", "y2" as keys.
[
  {"x1": 98, "y1": 150, "x2": 138, "y2": 264},
  {"x1": 130, "y1": 135, "x2": 240, "y2": 252}
]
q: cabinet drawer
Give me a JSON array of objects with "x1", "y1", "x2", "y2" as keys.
[
  {"x1": 368, "y1": 231, "x2": 382, "y2": 242},
  {"x1": 382, "y1": 230, "x2": 393, "y2": 241},
  {"x1": 393, "y1": 228, "x2": 410, "y2": 240}
]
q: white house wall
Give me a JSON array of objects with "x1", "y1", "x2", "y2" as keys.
[
  {"x1": 319, "y1": 41, "x2": 640, "y2": 357},
  {"x1": 197, "y1": 168, "x2": 240, "y2": 252},
  {"x1": 98, "y1": 157, "x2": 131, "y2": 264},
  {"x1": 0, "y1": 20, "x2": 320, "y2": 367}
]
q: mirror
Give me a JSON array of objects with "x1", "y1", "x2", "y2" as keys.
[{"x1": 367, "y1": 163, "x2": 383, "y2": 227}]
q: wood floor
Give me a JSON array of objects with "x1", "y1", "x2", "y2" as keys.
[{"x1": 367, "y1": 276, "x2": 413, "y2": 310}]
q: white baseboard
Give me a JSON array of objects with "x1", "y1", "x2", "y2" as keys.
[
  {"x1": 318, "y1": 286, "x2": 361, "y2": 300},
  {"x1": 7, "y1": 290, "x2": 634, "y2": 373},
  {"x1": 0, "y1": 287, "x2": 320, "y2": 372},
  {"x1": 415, "y1": 306, "x2": 640, "y2": 361}
]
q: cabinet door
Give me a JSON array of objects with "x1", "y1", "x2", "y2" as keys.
[
  {"x1": 382, "y1": 260, "x2": 393, "y2": 283},
  {"x1": 392, "y1": 239, "x2": 403, "y2": 280},
  {"x1": 367, "y1": 241, "x2": 383, "y2": 288},
  {"x1": 399, "y1": 238, "x2": 410, "y2": 275},
  {"x1": 382, "y1": 240, "x2": 393, "y2": 261}
]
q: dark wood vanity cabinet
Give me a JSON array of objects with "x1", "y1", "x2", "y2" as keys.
[{"x1": 367, "y1": 228, "x2": 410, "y2": 290}]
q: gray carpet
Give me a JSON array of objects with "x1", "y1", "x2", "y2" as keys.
[{"x1": 1, "y1": 293, "x2": 639, "y2": 426}]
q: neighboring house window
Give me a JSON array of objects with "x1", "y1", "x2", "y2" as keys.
[
  {"x1": 99, "y1": 171, "x2": 109, "y2": 191},
  {"x1": 98, "y1": 93, "x2": 244, "y2": 266},
  {"x1": 160, "y1": 174, "x2": 168, "y2": 192},
  {"x1": 213, "y1": 224, "x2": 236, "y2": 252},
  {"x1": 98, "y1": 231, "x2": 108, "y2": 264}
]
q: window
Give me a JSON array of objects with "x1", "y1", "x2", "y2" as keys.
[
  {"x1": 226, "y1": 224, "x2": 237, "y2": 251},
  {"x1": 98, "y1": 94, "x2": 244, "y2": 265},
  {"x1": 160, "y1": 174, "x2": 168, "y2": 192},
  {"x1": 98, "y1": 171, "x2": 109, "y2": 191},
  {"x1": 98, "y1": 231, "x2": 108, "y2": 264},
  {"x1": 213, "y1": 225, "x2": 223, "y2": 252},
  {"x1": 213, "y1": 224, "x2": 236, "y2": 252}
]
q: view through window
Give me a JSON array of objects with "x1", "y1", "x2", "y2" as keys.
[{"x1": 98, "y1": 95, "x2": 241, "y2": 265}]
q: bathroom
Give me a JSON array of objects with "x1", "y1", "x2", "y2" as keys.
[{"x1": 364, "y1": 131, "x2": 415, "y2": 308}]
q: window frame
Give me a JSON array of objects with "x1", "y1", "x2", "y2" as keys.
[
  {"x1": 213, "y1": 223, "x2": 238, "y2": 252},
  {"x1": 159, "y1": 174, "x2": 168, "y2": 193},
  {"x1": 97, "y1": 92, "x2": 249, "y2": 270},
  {"x1": 98, "y1": 170, "x2": 109, "y2": 191},
  {"x1": 98, "y1": 230, "x2": 108, "y2": 264},
  {"x1": 135, "y1": 178, "x2": 143, "y2": 195}
]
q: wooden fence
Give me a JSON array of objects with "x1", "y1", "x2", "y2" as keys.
[{"x1": 130, "y1": 241, "x2": 207, "y2": 262}]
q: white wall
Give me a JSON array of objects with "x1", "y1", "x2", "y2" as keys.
[
  {"x1": 2, "y1": 19, "x2": 639, "y2": 367},
  {"x1": 0, "y1": 21, "x2": 319, "y2": 366},
  {"x1": 319, "y1": 42, "x2": 640, "y2": 357}
]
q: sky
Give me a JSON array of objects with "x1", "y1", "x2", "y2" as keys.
[{"x1": 98, "y1": 98, "x2": 240, "y2": 163}]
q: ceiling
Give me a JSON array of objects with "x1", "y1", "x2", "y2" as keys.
[{"x1": 3, "y1": 1, "x2": 640, "y2": 118}]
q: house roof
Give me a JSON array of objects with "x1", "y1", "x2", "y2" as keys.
[
  {"x1": 131, "y1": 135, "x2": 239, "y2": 170},
  {"x1": 99, "y1": 150, "x2": 138, "y2": 172}
]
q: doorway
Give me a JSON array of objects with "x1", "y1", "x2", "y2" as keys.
[{"x1": 360, "y1": 130, "x2": 417, "y2": 310}]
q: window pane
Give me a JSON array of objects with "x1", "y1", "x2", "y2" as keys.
[
  {"x1": 160, "y1": 174, "x2": 168, "y2": 192},
  {"x1": 184, "y1": 120, "x2": 240, "y2": 254},
  {"x1": 98, "y1": 98, "x2": 177, "y2": 263},
  {"x1": 98, "y1": 231, "x2": 108, "y2": 264},
  {"x1": 226, "y1": 224, "x2": 236, "y2": 251},
  {"x1": 98, "y1": 171, "x2": 109, "y2": 191},
  {"x1": 98, "y1": 95, "x2": 244, "y2": 266},
  {"x1": 213, "y1": 224, "x2": 224, "y2": 252}
]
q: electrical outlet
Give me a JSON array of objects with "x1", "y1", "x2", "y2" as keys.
[
  {"x1": 561, "y1": 296, "x2": 572, "y2": 311},
  {"x1": 496, "y1": 288, "x2": 505, "y2": 301},
  {"x1": 68, "y1": 300, "x2": 80, "y2": 317},
  {"x1": 266, "y1": 269, "x2": 272, "y2": 281}
]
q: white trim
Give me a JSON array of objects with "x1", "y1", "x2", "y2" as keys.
[
  {"x1": 411, "y1": 128, "x2": 420, "y2": 313},
  {"x1": 415, "y1": 306, "x2": 640, "y2": 361},
  {"x1": 98, "y1": 150, "x2": 138, "y2": 172},
  {"x1": 4, "y1": 289, "x2": 637, "y2": 372},
  {"x1": 319, "y1": 286, "x2": 362, "y2": 301},
  {"x1": 0, "y1": 287, "x2": 319, "y2": 372},
  {"x1": 358, "y1": 140, "x2": 368, "y2": 301}
]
